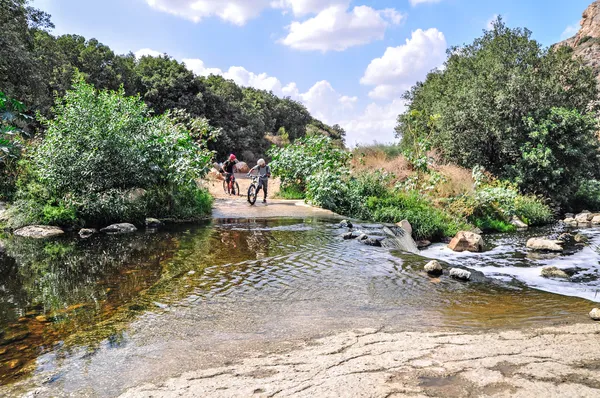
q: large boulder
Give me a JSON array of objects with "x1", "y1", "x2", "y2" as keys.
[
  {"x1": 592, "y1": 215, "x2": 600, "y2": 225},
  {"x1": 235, "y1": 161, "x2": 250, "y2": 173},
  {"x1": 575, "y1": 211, "x2": 593, "y2": 223},
  {"x1": 590, "y1": 308, "x2": 600, "y2": 321},
  {"x1": 563, "y1": 217, "x2": 578, "y2": 227},
  {"x1": 100, "y1": 223, "x2": 137, "y2": 234},
  {"x1": 526, "y1": 238, "x2": 563, "y2": 252},
  {"x1": 424, "y1": 260, "x2": 443, "y2": 275},
  {"x1": 449, "y1": 268, "x2": 472, "y2": 281},
  {"x1": 448, "y1": 231, "x2": 484, "y2": 253},
  {"x1": 14, "y1": 226, "x2": 64, "y2": 239},
  {"x1": 541, "y1": 266, "x2": 569, "y2": 279}
]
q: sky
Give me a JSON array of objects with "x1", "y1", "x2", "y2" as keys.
[{"x1": 32, "y1": 0, "x2": 593, "y2": 146}]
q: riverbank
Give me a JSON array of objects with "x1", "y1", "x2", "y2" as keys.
[{"x1": 121, "y1": 323, "x2": 600, "y2": 397}]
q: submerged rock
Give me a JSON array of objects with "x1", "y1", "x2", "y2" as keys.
[
  {"x1": 145, "y1": 218, "x2": 163, "y2": 229},
  {"x1": 448, "y1": 231, "x2": 484, "y2": 253},
  {"x1": 342, "y1": 231, "x2": 357, "y2": 240},
  {"x1": 79, "y1": 228, "x2": 97, "y2": 239},
  {"x1": 590, "y1": 308, "x2": 600, "y2": 321},
  {"x1": 360, "y1": 237, "x2": 383, "y2": 247},
  {"x1": 449, "y1": 268, "x2": 472, "y2": 281},
  {"x1": 526, "y1": 238, "x2": 563, "y2": 252},
  {"x1": 511, "y1": 216, "x2": 528, "y2": 231},
  {"x1": 416, "y1": 240, "x2": 431, "y2": 249},
  {"x1": 100, "y1": 223, "x2": 137, "y2": 234},
  {"x1": 541, "y1": 266, "x2": 569, "y2": 279},
  {"x1": 424, "y1": 260, "x2": 443, "y2": 275},
  {"x1": 574, "y1": 233, "x2": 589, "y2": 244},
  {"x1": 339, "y1": 220, "x2": 353, "y2": 229},
  {"x1": 14, "y1": 225, "x2": 64, "y2": 239}
]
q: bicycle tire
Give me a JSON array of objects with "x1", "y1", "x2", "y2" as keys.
[
  {"x1": 232, "y1": 181, "x2": 240, "y2": 196},
  {"x1": 248, "y1": 184, "x2": 257, "y2": 205},
  {"x1": 222, "y1": 180, "x2": 228, "y2": 194}
]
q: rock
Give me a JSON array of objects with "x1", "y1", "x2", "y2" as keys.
[
  {"x1": 448, "y1": 231, "x2": 484, "y2": 253},
  {"x1": 339, "y1": 220, "x2": 353, "y2": 229},
  {"x1": 449, "y1": 268, "x2": 472, "y2": 281},
  {"x1": 100, "y1": 223, "x2": 137, "y2": 234},
  {"x1": 416, "y1": 240, "x2": 431, "y2": 249},
  {"x1": 396, "y1": 220, "x2": 412, "y2": 235},
  {"x1": 14, "y1": 225, "x2": 64, "y2": 239},
  {"x1": 145, "y1": 218, "x2": 163, "y2": 229},
  {"x1": 342, "y1": 232, "x2": 357, "y2": 240},
  {"x1": 357, "y1": 233, "x2": 368, "y2": 241},
  {"x1": 564, "y1": 213, "x2": 575, "y2": 220},
  {"x1": 592, "y1": 215, "x2": 600, "y2": 225},
  {"x1": 235, "y1": 161, "x2": 250, "y2": 173},
  {"x1": 590, "y1": 308, "x2": 600, "y2": 321},
  {"x1": 510, "y1": 216, "x2": 528, "y2": 231},
  {"x1": 578, "y1": 222, "x2": 592, "y2": 228},
  {"x1": 575, "y1": 211, "x2": 593, "y2": 223},
  {"x1": 526, "y1": 238, "x2": 563, "y2": 252},
  {"x1": 424, "y1": 260, "x2": 443, "y2": 275},
  {"x1": 78, "y1": 228, "x2": 97, "y2": 239},
  {"x1": 563, "y1": 218, "x2": 578, "y2": 227},
  {"x1": 541, "y1": 266, "x2": 569, "y2": 279},
  {"x1": 574, "y1": 233, "x2": 589, "y2": 244},
  {"x1": 360, "y1": 237, "x2": 383, "y2": 247},
  {"x1": 471, "y1": 228, "x2": 483, "y2": 235}
]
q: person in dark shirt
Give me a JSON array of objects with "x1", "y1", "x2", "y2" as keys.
[{"x1": 221, "y1": 154, "x2": 239, "y2": 194}]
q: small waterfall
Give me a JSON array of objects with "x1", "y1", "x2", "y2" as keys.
[{"x1": 382, "y1": 226, "x2": 419, "y2": 254}]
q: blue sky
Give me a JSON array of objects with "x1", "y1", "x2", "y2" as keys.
[{"x1": 32, "y1": 0, "x2": 592, "y2": 145}]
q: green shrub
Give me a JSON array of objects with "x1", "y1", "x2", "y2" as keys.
[
  {"x1": 514, "y1": 195, "x2": 553, "y2": 226},
  {"x1": 572, "y1": 180, "x2": 600, "y2": 212},
  {"x1": 367, "y1": 192, "x2": 467, "y2": 241},
  {"x1": 12, "y1": 77, "x2": 218, "y2": 227},
  {"x1": 472, "y1": 216, "x2": 516, "y2": 233},
  {"x1": 277, "y1": 184, "x2": 305, "y2": 200}
]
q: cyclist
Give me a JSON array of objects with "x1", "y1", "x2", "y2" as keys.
[
  {"x1": 248, "y1": 158, "x2": 271, "y2": 203},
  {"x1": 221, "y1": 154, "x2": 239, "y2": 195}
]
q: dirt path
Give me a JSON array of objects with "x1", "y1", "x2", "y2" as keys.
[{"x1": 121, "y1": 323, "x2": 600, "y2": 397}]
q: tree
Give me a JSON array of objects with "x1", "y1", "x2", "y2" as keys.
[{"x1": 397, "y1": 17, "x2": 599, "y2": 205}]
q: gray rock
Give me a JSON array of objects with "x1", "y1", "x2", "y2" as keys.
[
  {"x1": 396, "y1": 220, "x2": 412, "y2": 235},
  {"x1": 526, "y1": 238, "x2": 563, "y2": 252},
  {"x1": 510, "y1": 216, "x2": 528, "y2": 231},
  {"x1": 79, "y1": 228, "x2": 97, "y2": 239},
  {"x1": 449, "y1": 268, "x2": 472, "y2": 281},
  {"x1": 357, "y1": 233, "x2": 368, "y2": 241},
  {"x1": 342, "y1": 232, "x2": 357, "y2": 240},
  {"x1": 424, "y1": 260, "x2": 443, "y2": 275},
  {"x1": 100, "y1": 223, "x2": 137, "y2": 234},
  {"x1": 416, "y1": 240, "x2": 432, "y2": 249},
  {"x1": 564, "y1": 213, "x2": 574, "y2": 220},
  {"x1": 541, "y1": 266, "x2": 569, "y2": 279},
  {"x1": 558, "y1": 233, "x2": 574, "y2": 242},
  {"x1": 360, "y1": 237, "x2": 382, "y2": 247},
  {"x1": 339, "y1": 220, "x2": 353, "y2": 229},
  {"x1": 574, "y1": 233, "x2": 589, "y2": 244},
  {"x1": 590, "y1": 308, "x2": 600, "y2": 321},
  {"x1": 14, "y1": 225, "x2": 64, "y2": 239},
  {"x1": 145, "y1": 218, "x2": 163, "y2": 229},
  {"x1": 448, "y1": 231, "x2": 484, "y2": 253}
]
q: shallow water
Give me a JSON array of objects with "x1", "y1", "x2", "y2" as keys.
[{"x1": 0, "y1": 218, "x2": 596, "y2": 396}]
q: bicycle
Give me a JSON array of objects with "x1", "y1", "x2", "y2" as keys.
[
  {"x1": 222, "y1": 172, "x2": 240, "y2": 196},
  {"x1": 247, "y1": 174, "x2": 260, "y2": 205}
]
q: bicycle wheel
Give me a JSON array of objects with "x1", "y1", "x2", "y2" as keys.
[
  {"x1": 232, "y1": 181, "x2": 240, "y2": 196},
  {"x1": 222, "y1": 180, "x2": 228, "y2": 194},
  {"x1": 247, "y1": 184, "x2": 257, "y2": 205}
]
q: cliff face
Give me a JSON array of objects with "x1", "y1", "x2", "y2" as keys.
[{"x1": 556, "y1": 1, "x2": 600, "y2": 84}]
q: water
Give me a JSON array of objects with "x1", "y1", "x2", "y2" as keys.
[{"x1": 0, "y1": 219, "x2": 596, "y2": 396}]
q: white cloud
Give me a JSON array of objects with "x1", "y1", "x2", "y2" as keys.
[
  {"x1": 271, "y1": 0, "x2": 349, "y2": 16},
  {"x1": 409, "y1": 0, "x2": 442, "y2": 6},
  {"x1": 281, "y1": 5, "x2": 405, "y2": 52},
  {"x1": 561, "y1": 23, "x2": 579, "y2": 40},
  {"x1": 145, "y1": 0, "x2": 271, "y2": 25},
  {"x1": 135, "y1": 48, "x2": 164, "y2": 58},
  {"x1": 361, "y1": 28, "x2": 447, "y2": 100},
  {"x1": 486, "y1": 14, "x2": 499, "y2": 30},
  {"x1": 341, "y1": 99, "x2": 405, "y2": 145}
]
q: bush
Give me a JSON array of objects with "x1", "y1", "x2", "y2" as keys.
[
  {"x1": 12, "y1": 77, "x2": 218, "y2": 227},
  {"x1": 367, "y1": 192, "x2": 467, "y2": 241},
  {"x1": 514, "y1": 195, "x2": 553, "y2": 226},
  {"x1": 572, "y1": 180, "x2": 600, "y2": 212},
  {"x1": 0, "y1": 91, "x2": 28, "y2": 201},
  {"x1": 277, "y1": 184, "x2": 305, "y2": 200}
]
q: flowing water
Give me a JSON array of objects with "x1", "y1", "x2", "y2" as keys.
[{"x1": 0, "y1": 218, "x2": 597, "y2": 396}]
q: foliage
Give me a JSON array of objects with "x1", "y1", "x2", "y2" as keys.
[
  {"x1": 0, "y1": 91, "x2": 30, "y2": 200},
  {"x1": 268, "y1": 135, "x2": 352, "y2": 191},
  {"x1": 396, "y1": 17, "x2": 599, "y2": 207},
  {"x1": 13, "y1": 77, "x2": 216, "y2": 227},
  {"x1": 277, "y1": 184, "x2": 305, "y2": 200},
  {"x1": 354, "y1": 142, "x2": 404, "y2": 160},
  {"x1": 367, "y1": 193, "x2": 467, "y2": 241},
  {"x1": 514, "y1": 195, "x2": 554, "y2": 226},
  {"x1": 572, "y1": 180, "x2": 600, "y2": 212}
]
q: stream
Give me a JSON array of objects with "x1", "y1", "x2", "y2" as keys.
[{"x1": 0, "y1": 217, "x2": 598, "y2": 396}]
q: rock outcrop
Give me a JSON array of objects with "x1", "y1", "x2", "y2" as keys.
[
  {"x1": 556, "y1": 1, "x2": 600, "y2": 88},
  {"x1": 448, "y1": 231, "x2": 484, "y2": 252}
]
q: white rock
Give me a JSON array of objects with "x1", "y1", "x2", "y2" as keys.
[
  {"x1": 100, "y1": 223, "x2": 137, "y2": 234},
  {"x1": 590, "y1": 308, "x2": 600, "y2": 321},
  {"x1": 14, "y1": 225, "x2": 64, "y2": 239},
  {"x1": 449, "y1": 268, "x2": 472, "y2": 281},
  {"x1": 526, "y1": 238, "x2": 563, "y2": 252},
  {"x1": 424, "y1": 260, "x2": 443, "y2": 275}
]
